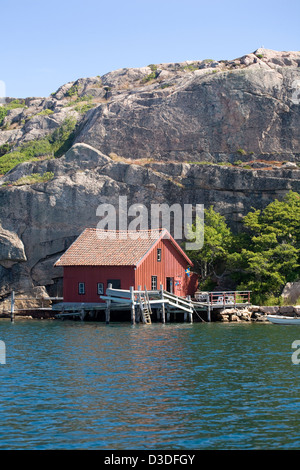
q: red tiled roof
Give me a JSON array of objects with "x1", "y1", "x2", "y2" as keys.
[{"x1": 54, "y1": 228, "x2": 192, "y2": 267}]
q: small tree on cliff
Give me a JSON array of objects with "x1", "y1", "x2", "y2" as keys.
[{"x1": 187, "y1": 206, "x2": 234, "y2": 289}]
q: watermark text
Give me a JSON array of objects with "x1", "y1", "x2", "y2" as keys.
[{"x1": 96, "y1": 196, "x2": 204, "y2": 250}]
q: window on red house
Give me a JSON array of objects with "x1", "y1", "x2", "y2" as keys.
[
  {"x1": 151, "y1": 276, "x2": 157, "y2": 290},
  {"x1": 97, "y1": 283, "x2": 104, "y2": 295},
  {"x1": 78, "y1": 282, "x2": 85, "y2": 295}
]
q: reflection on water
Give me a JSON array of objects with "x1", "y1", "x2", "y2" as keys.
[{"x1": 0, "y1": 320, "x2": 300, "y2": 449}]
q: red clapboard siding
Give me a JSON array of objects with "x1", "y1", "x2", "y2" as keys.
[
  {"x1": 63, "y1": 265, "x2": 135, "y2": 303},
  {"x1": 135, "y1": 238, "x2": 192, "y2": 296}
]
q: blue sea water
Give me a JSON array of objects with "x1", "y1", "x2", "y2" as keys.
[{"x1": 0, "y1": 319, "x2": 299, "y2": 450}]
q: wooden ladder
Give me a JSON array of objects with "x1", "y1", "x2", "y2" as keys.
[{"x1": 138, "y1": 287, "x2": 152, "y2": 324}]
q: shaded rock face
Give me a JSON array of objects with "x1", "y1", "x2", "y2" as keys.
[
  {"x1": 0, "y1": 225, "x2": 26, "y2": 268},
  {"x1": 0, "y1": 49, "x2": 300, "y2": 297}
]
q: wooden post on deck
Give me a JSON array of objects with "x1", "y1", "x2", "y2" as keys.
[
  {"x1": 187, "y1": 295, "x2": 193, "y2": 323},
  {"x1": 166, "y1": 307, "x2": 170, "y2": 322},
  {"x1": 11, "y1": 291, "x2": 15, "y2": 323},
  {"x1": 105, "y1": 283, "x2": 112, "y2": 324},
  {"x1": 80, "y1": 308, "x2": 85, "y2": 321},
  {"x1": 207, "y1": 305, "x2": 211, "y2": 322},
  {"x1": 136, "y1": 286, "x2": 141, "y2": 323},
  {"x1": 160, "y1": 284, "x2": 165, "y2": 324},
  {"x1": 130, "y1": 286, "x2": 135, "y2": 325}
]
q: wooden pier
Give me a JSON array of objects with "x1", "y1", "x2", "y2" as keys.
[
  {"x1": 0, "y1": 293, "x2": 63, "y2": 320},
  {"x1": 52, "y1": 286, "x2": 251, "y2": 323}
]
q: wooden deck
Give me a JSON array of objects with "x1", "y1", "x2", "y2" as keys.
[{"x1": 52, "y1": 287, "x2": 251, "y2": 323}]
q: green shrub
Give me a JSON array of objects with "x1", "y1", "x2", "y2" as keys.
[
  {"x1": 65, "y1": 94, "x2": 93, "y2": 107},
  {"x1": 36, "y1": 109, "x2": 54, "y2": 116},
  {"x1": 237, "y1": 148, "x2": 247, "y2": 156},
  {"x1": 0, "y1": 117, "x2": 77, "y2": 173},
  {"x1": 141, "y1": 72, "x2": 158, "y2": 83},
  {"x1": 48, "y1": 116, "x2": 77, "y2": 157},
  {"x1": 0, "y1": 151, "x2": 35, "y2": 174},
  {"x1": 0, "y1": 143, "x2": 12, "y2": 157},
  {"x1": 66, "y1": 84, "x2": 79, "y2": 97},
  {"x1": 74, "y1": 102, "x2": 95, "y2": 114},
  {"x1": 5, "y1": 99, "x2": 26, "y2": 110},
  {"x1": 0, "y1": 106, "x2": 8, "y2": 126},
  {"x1": 0, "y1": 100, "x2": 26, "y2": 127},
  {"x1": 12, "y1": 172, "x2": 54, "y2": 186},
  {"x1": 19, "y1": 139, "x2": 53, "y2": 158},
  {"x1": 182, "y1": 63, "x2": 199, "y2": 72},
  {"x1": 148, "y1": 64, "x2": 157, "y2": 72},
  {"x1": 159, "y1": 83, "x2": 173, "y2": 89}
]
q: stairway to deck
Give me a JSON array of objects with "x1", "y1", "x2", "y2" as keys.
[{"x1": 137, "y1": 287, "x2": 152, "y2": 324}]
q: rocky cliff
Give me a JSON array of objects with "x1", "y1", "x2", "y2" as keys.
[{"x1": 0, "y1": 48, "x2": 300, "y2": 298}]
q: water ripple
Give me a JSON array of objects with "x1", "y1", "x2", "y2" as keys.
[{"x1": 0, "y1": 320, "x2": 300, "y2": 449}]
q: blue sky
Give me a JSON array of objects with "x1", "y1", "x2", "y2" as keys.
[{"x1": 1, "y1": 0, "x2": 299, "y2": 98}]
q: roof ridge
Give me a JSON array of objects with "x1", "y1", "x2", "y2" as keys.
[{"x1": 86, "y1": 227, "x2": 166, "y2": 232}]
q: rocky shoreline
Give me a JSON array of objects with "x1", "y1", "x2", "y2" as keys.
[{"x1": 215, "y1": 305, "x2": 300, "y2": 322}]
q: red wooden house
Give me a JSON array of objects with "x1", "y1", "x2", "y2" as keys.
[{"x1": 54, "y1": 228, "x2": 198, "y2": 303}]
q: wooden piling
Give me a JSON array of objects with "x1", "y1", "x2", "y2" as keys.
[
  {"x1": 166, "y1": 307, "x2": 170, "y2": 322},
  {"x1": 130, "y1": 286, "x2": 135, "y2": 325},
  {"x1": 80, "y1": 308, "x2": 85, "y2": 321},
  {"x1": 105, "y1": 283, "x2": 112, "y2": 324},
  {"x1": 160, "y1": 284, "x2": 165, "y2": 324},
  {"x1": 187, "y1": 295, "x2": 193, "y2": 323},
  {"x1": 207, "y1": 305, "x2": 211, "y2": 322},
  {"x1": 10, "y1": 291, "x2": 15, "y2": 323},
  {"x1": 136, "y1": 286, "x2": 141, "y2": 323}
]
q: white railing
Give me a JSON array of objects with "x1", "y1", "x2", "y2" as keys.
[
  {"x1": 100, "y1": 286, "x2": 193, "y2": 313},
  {"x1": 195, "y1": 291, "x2": 251, "y2": 306}
]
